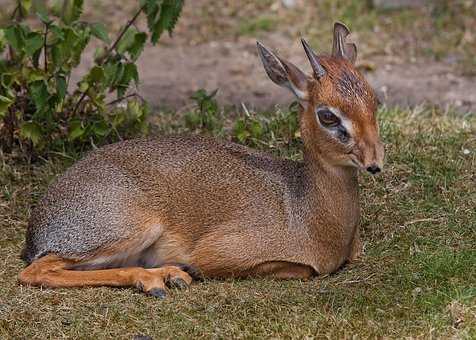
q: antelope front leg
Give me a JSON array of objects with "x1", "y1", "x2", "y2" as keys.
[
  {"x1": 18, "y1": 254, "x2": 193, "y2": 298},
  {"x1": 349, "y1": 228, "x2": 363, "y2": 262}
]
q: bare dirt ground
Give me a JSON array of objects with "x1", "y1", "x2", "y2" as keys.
[
  {"x1": 122, "y1": 0, "x2": 476, "y2": 113},
  {"x1": 135, "y1": 35, "x2": 476, "y2": 113},
  {"x1": 2, "y1": 0, "x2": 475, "y2": 113}
]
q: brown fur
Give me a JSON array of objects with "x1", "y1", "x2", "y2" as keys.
[{"x1": 19, "y1": 24, "x2": 384, "y2": 296}]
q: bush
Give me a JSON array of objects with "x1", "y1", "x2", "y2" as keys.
[{"x1": 0, "y1": 0, "x2": 184, "y2": 157}]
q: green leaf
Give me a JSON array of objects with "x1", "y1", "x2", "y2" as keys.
[
  {"x1": 92, "y1": 120, "x2": 110, "y2": 136},
  {"x1": 20, "y1": 0, "x2": 32, "y2": 15},
  {"x1": 50, "y1": 0, "x2": 63, "y2": 17},
  {"x1": 48, "y1": 24, "x2": 65, "y2": 44},
  {"x1": 71, "y1": 0, "x2": 84, "y2": 21},
  {"x1": 128, "y1": 32, "x2": 147, "y2": 61},
  {"x1": 103, "y1": 62, "x2": 119, "y2": 87},
  {"x1": 25, "y1": 32, "x2": 43, "y2": 56},
  {"x1": 29, "y1": 80, "x2": 49, "y2": 112},
  {"x1": 151, "y1": 0, "x2": 184, "y2": 44},
  {"x1": 68, "y1": 26, "x2": 90, "y2": 67},
  {"x1": 116, "y1": 27, "x2": 138, "y2": 54},
  {"x1": 91, "y1": 23, "x2": 110, "y2": 43},
  {"x1": 1, "y1": 71, "x2": 17, "y2": 88},
  {"x1": 51, "y1": 44, "x2": 63, "y2": 65},
  {"x1": 36, "y1": 10, "x2": 52, "y2": 25},
  {"x1": 78, "y1": 81, "x2": 89, "y2": 92},
  {"x1": 34, "y1": 0, "x2": 50, "y2": 22},
  {"x1": 4, "y1": 25, "x2": 26, "y2": 52},
  {"x1": 114, "y1": 62, "x2": 125, "y2": 86},
  {"x1": 250, "y1": 120, "x2": 264, "y2": 138},
  {"x1": 0, "y1": 95, "x2": 13, "y2": 118},
  {"x1": 126, "y1": 100, "x2": 147, "y2": 120},
  {"x1": 94, "y1": 46, "x2": 107, "y2": 63},
  {"x1": 143, "y1": 0, "x2": 159, "y2": 37},
  {"x1": 116, "y1": 63, "x2": 138, "y2": 97},
  {"x1": 0, "y1": 29, "x2": 6, "y2": 53},
  {"x1": 62, "y1": 0, "x2": 84, "y2": 24},
  {"x1": 68, "y1": 120, "x2": 85, "y2": 140},
  {"x1": 87, "y1": 65, "x2": 105, "y2": 84},
  {"x1": 56, "y1": 75, "x2": 67, "y2": 100},
  {"x1": 123, "y1": 63, "x2": 139, "y2": 85},
  {"x1": 24, "y1": 68, "x2": 46, "y2": 82},
  {"x1": 20, "y1": 121, "x2": 42, "y2": 145}
]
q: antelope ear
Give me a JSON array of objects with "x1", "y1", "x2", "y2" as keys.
[
  {"x1": 256, "y1": 41, "x2": 309, "y2": 101},
  {"x1": 332, "y1": 22, "x2": 357, "y2": 64}
]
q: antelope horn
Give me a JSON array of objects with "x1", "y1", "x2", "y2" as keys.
[
  {"x1": 301, "y1": 38, "x2": 326, "y2": 79},
  {"x1": 332, "y1": 22, "x2": 357, "y2": 64}
]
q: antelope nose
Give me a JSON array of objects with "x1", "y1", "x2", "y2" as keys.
[{"x1": 366, "y1": 164, "x2": 381, "y2": 175}]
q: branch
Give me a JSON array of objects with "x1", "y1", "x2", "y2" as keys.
[
  {"x1": 73, "y1": 4, "x2": 146, "y2": 115},
  {"x1": 10, "y1": 3, "x2": 19, "y2": 21},
  {"x1": 106, "y1": 93, "x2": 141, "y2": 106},
  {"x1": 72, "y1": 91, "x2": 88, "y2": 116},
  {"x1": 102, "y1": 4, "x2": 146, "y2": 65}
]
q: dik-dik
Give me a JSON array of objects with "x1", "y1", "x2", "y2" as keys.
[{"x1": 19, "y1": 23, "x2": 384, "y2": 298}]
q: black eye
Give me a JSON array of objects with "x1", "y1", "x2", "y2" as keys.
[{"x1": 317, "y1": 109, "x2": 340, "y2": 127}]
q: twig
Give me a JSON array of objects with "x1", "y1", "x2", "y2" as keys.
[
  {"x1": 106, "y1": 93, "x2": 138, "y2": 106},
  {"x1": 73, "y1": 4, "x2": 146, "y2": 115},
  {"x1": 72, "y1": 92, "x2": 88, "y2": 116},
  {"x1": 102, "y1": 4, "x2": 146, "y2": 65},
  {"x1": 10, "y1": 2, "x2": 19, "y2": 21}
]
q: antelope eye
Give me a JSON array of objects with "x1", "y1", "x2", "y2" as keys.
[{"x1": 317, "y1": 109, "x2": 340, "y2": 127}]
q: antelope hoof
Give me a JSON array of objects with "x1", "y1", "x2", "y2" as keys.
[
  {"x1": 147, "y1": 288, "x2": 167, "y2": 299},
  {"x1": 168, "y1": 278, "x2": 189, "y2": 290}
]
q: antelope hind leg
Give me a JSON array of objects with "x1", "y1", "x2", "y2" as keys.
[
  {"x1": 18, "y1": 254, "x2": 193, "y2": 298},
  {"x1": 248, "y1": 261, "x2": 315, "y2": 280}
]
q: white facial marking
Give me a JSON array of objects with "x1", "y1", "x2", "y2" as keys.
[{"x1": 328, "y1": 107, "x2": 354, "y2": 135}]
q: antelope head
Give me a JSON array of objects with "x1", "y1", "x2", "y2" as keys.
[{"x1": 257, "y1": 22, "x2": 384, "y2": 175}]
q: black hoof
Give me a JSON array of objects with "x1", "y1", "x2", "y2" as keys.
[
  {"x1": 147, "y1": 288, "x2": 167, "y2": 299},
  {"x1": 168, "y1": 278, "x2": 189, "y2": 290}
]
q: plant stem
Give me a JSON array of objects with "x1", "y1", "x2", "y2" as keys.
[
  {"x1": 102, "y1": 4, "x2": 146, "y2": 65},
  {"x1": 106, "y1": 93, "x2": 138, "y2": 106},
  {"x1": 72, "y1": 92, "x2": 88, "y2": 116},
  {"x1": 73, "y1": 4, "x2": 146, "y2": 115},
  {"x1": 10, "y1": 3, "x2": 19, "y2": 21}
]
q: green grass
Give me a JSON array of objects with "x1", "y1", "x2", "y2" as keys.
[
  {"x1": 237, "y1": 16, "x2": 278, "y2": 36},
  {"x1": 0, "y1": 106, "x2": 475, "y2": 338}
]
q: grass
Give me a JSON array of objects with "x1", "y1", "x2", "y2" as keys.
[{"x1": 0, "y1": 104, "x2": 475, "y2": 339}]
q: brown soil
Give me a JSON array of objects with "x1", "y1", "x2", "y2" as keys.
[
  {"x1": 3, "y1": 0, "x2": 475, "y2": 113},
  {"x1": 134, "y1": 35, "x2": 476, "y2": 113}
]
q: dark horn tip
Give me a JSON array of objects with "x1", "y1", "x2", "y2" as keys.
[
  {"x1": 300, "y1": 37, "x2": 310, "y2": 48},
  {"x1": 256, "y1": 41, "x2": 270, "y2": 55},
  {"x1": 334, "y1": 21, "x2": 350, "y2": 35}
]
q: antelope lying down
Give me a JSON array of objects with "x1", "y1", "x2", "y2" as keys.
[{"x1": 19, "y1": 23, "x2": 384, "y2": 298}]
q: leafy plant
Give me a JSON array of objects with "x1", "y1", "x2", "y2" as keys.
[
  {"x1": 232, "y1": 103, "x2": 301, "y2": 157},
  {"x1": 185, "y1": 88, "x2": 224, "y2": 134},
  {"x1": 182, "y1": 88, "x2": 300, "y2": 156},
  {"x1": 0, "y1": 0, "x2": 184, "y2": 156}
]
